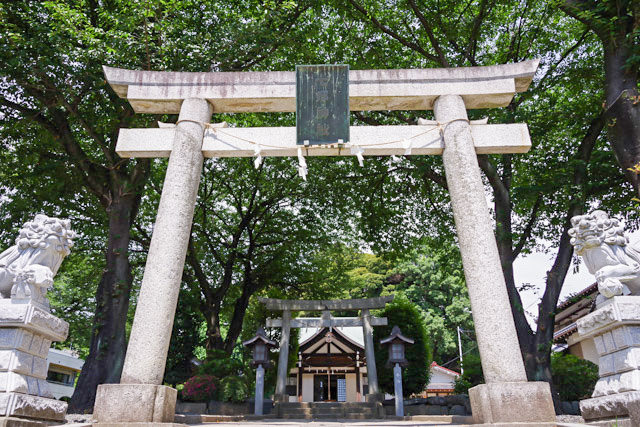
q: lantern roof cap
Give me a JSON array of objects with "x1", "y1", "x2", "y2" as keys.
[
  {"x1": 380, "y1": 325, "x2": 414, "y2": 345},
  {"x1": 242, "y1": 327, "x2": 278, "y2": 348}
]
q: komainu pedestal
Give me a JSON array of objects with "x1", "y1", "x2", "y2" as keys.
[
  {"x1": 0, "y1": 300, "x2": 70, "y2": 426},
  {"x1": 568, "y1": 211, "x2": 640, "y2": 426},
  {"x1": 0, "y1": 215, "x2": 75, "y2": 426},
  {"x1": 575, "y1": 296, "x2": 640, "y2": 426}
]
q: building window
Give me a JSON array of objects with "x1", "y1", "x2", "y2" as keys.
[{"x1": 47, "y1": 370, "x2": 75, "y2": 386}]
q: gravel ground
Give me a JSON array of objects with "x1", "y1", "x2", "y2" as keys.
[{"x1": 65, "y1": 413, "x2": 93, "y2": 424}]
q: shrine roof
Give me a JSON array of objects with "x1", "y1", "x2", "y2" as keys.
[{"x1": 298, "y1": 318, "x2": 365, "y2": 347}]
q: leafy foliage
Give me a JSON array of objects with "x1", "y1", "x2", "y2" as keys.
[
  {"x1": 453, "y1": 352, "x2": 484, "y2": 395},
  {"x1": 164, "y1": 287, "x2": 205, "y2": 386},
  {"x1": 374, "y1": 293, "x2": 432, "y2": 396},
  {"x1": 47, "y1": 251, "x2": 104, "y2": 359},
  {"x1": 181, "y1": 374, "x2": 217, "y2": 403},
  {"x1": 384, "y1": 245, "x2": 472, "y2": 367},
  {"x1": 191, "y1": 349, "x2": 252, "y2": 403},
  {"x1": 551, "y1": 351, "x2": 599, "y2": 401},
  {"x1": 218, "y1": 376, "x2": 250, "y2": 404}
]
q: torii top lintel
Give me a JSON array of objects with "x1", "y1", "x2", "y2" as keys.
[
  {"x1": 102, "y1": 60, "x2": 539, "y2": 115},
  {"x1": 258, "y1": 295, "x2": 394, "y2": 312}
]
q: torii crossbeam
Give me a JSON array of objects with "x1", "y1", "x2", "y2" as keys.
[{"x1": 92, "y1": 60, "x2": 557, "y2": 426}]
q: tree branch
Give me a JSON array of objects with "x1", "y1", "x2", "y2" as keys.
[
  {"x1": 347, "y1": 0, "x2": 440, "y2": 61},
  {"x1": 406, "y1": 0, "x2": 450, "y2": 66},
  {"x1": 512, "y1": 192, "x2": 543, "y2": 260}
]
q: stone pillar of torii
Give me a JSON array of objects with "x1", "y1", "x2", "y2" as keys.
[{"x1": 92, "y1": 60, "x2": 556, "y2": 426}]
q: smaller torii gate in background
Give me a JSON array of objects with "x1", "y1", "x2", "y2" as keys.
[{"x1": 260, "y1": 296, "x2": 392, "y2": 403}]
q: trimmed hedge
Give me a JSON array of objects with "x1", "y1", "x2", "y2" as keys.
[{"x1": 374, "y1": 293, "x2": 432, "y2": 396}]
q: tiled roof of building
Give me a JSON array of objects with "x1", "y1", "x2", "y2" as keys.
[{"x1": 556, "y1": 282, "x2": 598, "y2": 311}]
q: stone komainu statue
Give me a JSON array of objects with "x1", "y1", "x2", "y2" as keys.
[
  {"x1": 569, "y1": 210, "x2": 640, "y2": 301},
  {"x1": 0, "y1": 214, "x2": 75, "y2": 301}
]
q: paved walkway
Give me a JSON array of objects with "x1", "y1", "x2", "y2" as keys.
[
  {"x1": 187, "y1": 422, "x2": 582, "y2": 427},
  {"x1": 189, "y1": 422, "x2": 465, "y2": 426}
]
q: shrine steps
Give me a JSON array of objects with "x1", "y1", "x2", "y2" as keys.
[{"x1": 275, "y1": 402, "x2": 384, "y2": 419}]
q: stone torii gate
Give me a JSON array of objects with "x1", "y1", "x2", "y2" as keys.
[
  {"x1": 92, "y1": 60, "x2": 556, "y2": 426},
  {"x1": 260, "y1": 296, "x2": 392, "y2": 403}
]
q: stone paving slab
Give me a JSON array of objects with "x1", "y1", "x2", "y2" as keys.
[
  {"x1": 66, "y1": 420, "x2": 584, "y2": 427},
  {"x1": 187, "y1": 422, "x2": 457, "y2": 426},
  {"x1": 184, "y1": 421, "x2": 561, "y2": 427}
]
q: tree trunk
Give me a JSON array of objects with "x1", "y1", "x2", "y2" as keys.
[
  {"x1": 562, "y1": 1, "x2": 640, "y2": 196},
  {"x1": 223, "y1": 275, "x2": 257, "y2": 354},
  {"x1": 525, "y1": 112, "x2": 604, "y2": 403},
  {"x1": 480, "y1": 111, "x2": 604, "y2": 384},
  {"x1": 603, "y1": 41, "x2": 640, "y2": 197},
  {"x1": 68, "y1": 192, "x2": 137, "y2": 413},
  {"x1": 493, "y1": 156, "x2": 539, "y2": 374},
  {"x1": 204, "y1": 305, "x2": 225, "y2": 351}
]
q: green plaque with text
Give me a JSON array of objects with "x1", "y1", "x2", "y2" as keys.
[{"x1": 296, "y1": 64, "x2": 350, "y2": 145}]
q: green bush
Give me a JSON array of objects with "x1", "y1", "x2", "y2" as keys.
[
  {"x1": 181, "y1": 349, "x2": 252, "y2": 402},
  {"x1": 551, "y1": 352, "x2": 598, "y2": 401},
  {"x1": 453, "y1": 352, "x2": 484, "y2": 394},
  {"x1": 373, "y1": 293, "x2": 432, "y2": 396},
  {"x1": 198, "y1": 349, "x2": 246, "y2": 378},
  {"x1": 219, "y1": 376, "x2": 250, "y2": 403},
  {"x1": 181, "y1": 374, "x2": 217, "y2": 402}
]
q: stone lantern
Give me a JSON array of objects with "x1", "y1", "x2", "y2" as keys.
[
  {"x1": 243, "y1": 327, "x2": 278, "y2": 415},
  {"x1": 380, "y1": 325, "x2": 414, "y2": 417}
]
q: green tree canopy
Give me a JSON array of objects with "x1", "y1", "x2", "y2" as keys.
[
  {"x1": 384, "y1": 245, "x2": 472, "y2": 367},
  {"x1": 374, "y1": 293, "x2": 432, "y2": 396}
]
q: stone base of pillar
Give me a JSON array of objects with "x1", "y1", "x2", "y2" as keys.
[
  {"x1": 93, "y1": 384, "x2": 176, "y2": 424},
  {"x1": 469, "y1": 381, "x2": 555, "y2": 424}
]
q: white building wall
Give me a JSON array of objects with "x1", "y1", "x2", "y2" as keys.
[
  {"x1": 345, "y1": 373, "x2": 357, "y2": 402},
  {"x1": 567, "y1": 335, "x2": 599, "y2": 366},
  {"x1": 47, "y1": 381, "x2": 76, "y2": 400},
  {"x1": 427, "y1": 367, "x2": 458, "y2": 391},
  {"x1": 46, "y1": 349, "x2": 84, "y2": 400},
  {"x1": 302, "y1": 374, "x2": 314, "y2": 402}
]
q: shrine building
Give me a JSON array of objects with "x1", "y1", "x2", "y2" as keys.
[{"x1": 287, "y1": 319, "x2": 368, "y2": 403}]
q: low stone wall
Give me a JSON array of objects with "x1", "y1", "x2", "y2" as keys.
[
  {"x1": 208, "y1": 401, "x2": 251, "y2": 415},
  {"x1": 176, "y1": 401, "x2": 207, "y2": 414},
  {"x1": 384, "y1": 395, "x2": 472, "y2": 416},
  {"x1": 176, "y1": 400, "x2": 273, "y2": 415},
  {"x1": 558, "y1": 401, "x2": 580, "y2": 416}
]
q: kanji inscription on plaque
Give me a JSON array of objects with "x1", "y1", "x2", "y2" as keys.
[{"x1": 296, "y1": 64, "x2": 349, "y2": 145}]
